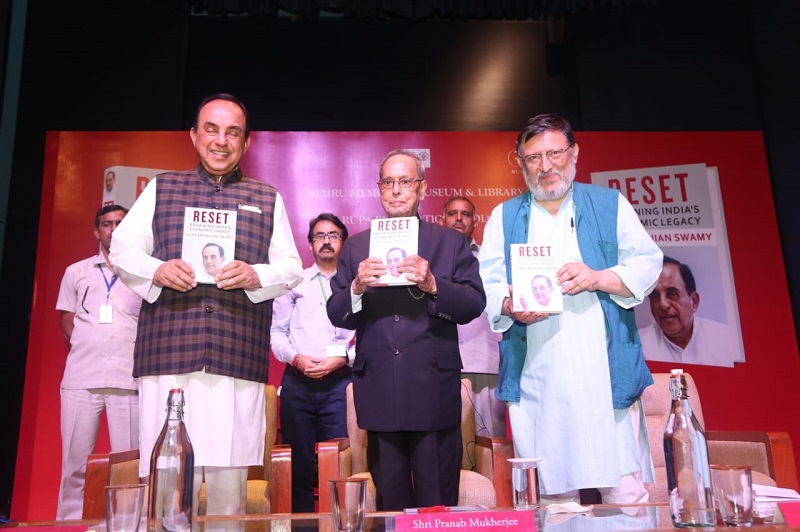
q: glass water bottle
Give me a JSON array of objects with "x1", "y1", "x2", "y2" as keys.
[
  {"x1": 148, "y1": 387, "x2": 194, "y2": 532},
  {"x1": 663, "y1": 369, "x2": 715, "y2": 527}
]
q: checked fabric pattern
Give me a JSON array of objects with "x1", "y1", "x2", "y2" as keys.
[{"x1": 134, "y1": 166, "x2": 277, "y2": 382}]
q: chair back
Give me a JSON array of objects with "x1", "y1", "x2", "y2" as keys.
[
  {"x1": 460, "y1": 378, "x2": 478, "y2": 471},
  {"x1": 251, "y1": 384, "x2": 291, "y2": 513},
  {"x1": 84, "y1": 384, "x2": 285, "y2": 518},
  {"x1": 340, "y1": 378, "x2": 501, "y2": 509},
  {"x1": 345, "y1": 382, "x2": 370, "y2": 474},
  {"x1": 641, "y1": 372, "x2": 705, "y2": 501},
  {"x1": 345, "y1": 379, "x2": 479, "y2": 474},
  {"x1": 82, "y1": 450, "x2": 141, "y2": 519},
  {"x1": 642, "y1": 372, "x2": 705, "y2": 467},
  {"x1": 247, "y1": 384, "x2": 278, "y2": 481},
  {"x1": 207, "y1": 383, "x2": 284, "y2": 514}
]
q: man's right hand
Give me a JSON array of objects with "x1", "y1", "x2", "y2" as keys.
[
  {"x1": 153, "y1": 259, "x2": 197, "y2": 292},
  {"x1": 504, "y1": 286, "x2": 547, "y2": 324}
]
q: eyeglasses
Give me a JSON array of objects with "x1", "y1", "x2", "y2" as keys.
[
  {"x1": 312, "y1": 232, "x2": 342, "y2": 242},
  {"x1": 519, "y1": 147, "x2": 572, "y2": 168},
  {"x1": 377, "y1": 178, "x2": 424, "y2": 190}
]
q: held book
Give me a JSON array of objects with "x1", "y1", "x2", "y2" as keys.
[
  {"x1": 369, "y1": 216, "x2": 419, "y2": 286},
  {"x1": 510, "y1": 243, "x2": 563, "y2": 313},
  {"x1": 181, "y1": 207, "x2": 237, "y2": 284}
]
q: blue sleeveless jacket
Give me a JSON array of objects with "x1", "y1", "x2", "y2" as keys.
[{"x1": 497, "y1": 183, "x2": 653, "y2": 408}]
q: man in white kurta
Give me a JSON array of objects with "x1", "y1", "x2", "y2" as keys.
[
  {"x1": 479, "y1": 114, "x2": 662, "y2": 504},
  {"x1": 111, "y1": 177, "x2": 302, "y2": 511},
  {"x1": 110, "y1": 94, "x2": 303, "y2": 516}
]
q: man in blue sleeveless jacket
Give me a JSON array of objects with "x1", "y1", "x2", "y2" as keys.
[{"x1": 479, "y1": 114, "x2": 663, "y2": 504}]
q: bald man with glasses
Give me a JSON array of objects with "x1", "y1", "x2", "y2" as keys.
[{"x1": 327, "y1": 150, "x2": 486, "y2": 511}]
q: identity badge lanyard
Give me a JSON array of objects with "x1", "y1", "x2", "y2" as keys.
[
  {"x1": 319, "y1": 273, "x2": 346, "y2": 357},
  {"x1": 98, "y1": 264, "x2": 118, "y2": 324}
]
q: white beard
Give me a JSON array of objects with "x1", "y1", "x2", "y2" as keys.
[{"x1": 523, "y1": 161, "x2": 576, "y2": 202}]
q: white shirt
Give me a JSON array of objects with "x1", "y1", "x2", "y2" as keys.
[
  {"x1": 479, "y1": 190, "x2": 661, "y2": 494},
  {"x1": 56, "y1": 253, "x2": 141, "y2": 390},
  {"x1": 109, "y1": 176, "x2": 303, "y2": 304},
  {"x1": 458, "y1": 241, "x2": 502, "y2": 375},
  {"x1": 271, "y1": 264, "x2": 356, "y2": 364},
  {"x1": 640, "y1": 317, "x2": 738, "y2": 367}
]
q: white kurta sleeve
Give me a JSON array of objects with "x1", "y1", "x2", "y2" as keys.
[
  {"x1": 109, "y1": 179, "x2": 165, "y2": 303},
  {"x1": 609, "y1": 194, "x2": 664, "y2": 308},
  {"x1": 478, "y1": 203, "x2": 514, "y2": 334},
  {"x1": 245, "y1": 192, "x2": 304, "y2": 303}
]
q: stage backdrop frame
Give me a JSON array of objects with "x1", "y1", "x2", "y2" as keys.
[{"x1": 12, "y1": 129, "x2": 799, "y2": 520}]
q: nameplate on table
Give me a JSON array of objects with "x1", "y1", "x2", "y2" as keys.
[
  {"x1": 396, "y1": 510, "x2": 535, "y2": 531},
  {"x1": 779, "y1": 502, "x2": 800, "y2": 526}
]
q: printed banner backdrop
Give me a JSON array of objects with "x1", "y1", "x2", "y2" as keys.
[
  {"x1": 12, "y1": 130, "x2": 800, "y2": 519},
  {"x1": 592, "y1": 163, "x2": 744, "y2": 368}
]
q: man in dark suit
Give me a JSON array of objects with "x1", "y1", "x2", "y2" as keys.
[{"x1": 327, "y1": 150, "x2": 486, "y2": 511}]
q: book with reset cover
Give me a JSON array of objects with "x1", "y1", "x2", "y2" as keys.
[
  {"x1": 181, "y1": 207, "x2": 237, "y2": 284},
  {"x1": 510, "y1": 243, "x2": 563, "y2": 313},
  {"x1": 369, "y1": 216, "x2": 419, "y2": 286}
]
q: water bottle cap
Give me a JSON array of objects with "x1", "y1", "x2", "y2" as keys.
[{"x1": 670, "y1": 368, "x2": 684, "y2": 376}]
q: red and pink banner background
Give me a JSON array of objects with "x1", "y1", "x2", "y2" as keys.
[{"x1": 11, "y1": 129, "x2": 799, "y2": 520}]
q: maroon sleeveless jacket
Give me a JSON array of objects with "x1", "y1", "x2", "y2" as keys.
[{"x1": 133, "y1": 165, "x2": 277, "y2": 383}]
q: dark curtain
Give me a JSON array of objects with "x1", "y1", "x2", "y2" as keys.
[{"x1": 188, "y1": 0, "x2": 663, "y2": 20}]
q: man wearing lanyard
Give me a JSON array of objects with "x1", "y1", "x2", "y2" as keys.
[
  {"x1": 55, "y1": 204, "x2": 142, "y2": 519},
  {"x1": 270, "y1": 212, "x2": 355, "y2": 512}
]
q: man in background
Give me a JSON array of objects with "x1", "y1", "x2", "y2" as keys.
[
  {"x1": 270, "y1": 213, "x2": 355, "y2": 512},
  {"x1": 110, "y1": 93, "x2": 303, "y2": 515},
  {"x1": 640, "y1": 255, "x2": 737, "y2": 367},
  {"x1": 327, "y1": 150, "x2": 485, "y2": 510},
  {"x1": 440, "y1": 196, "x2": 505, "y2": 438},
  {"x1": 56, "y1": 204, "x2": 141, "y2": 519},
  {"x1": 479, "y1": 114, "x2": 662, "y2": 504}
]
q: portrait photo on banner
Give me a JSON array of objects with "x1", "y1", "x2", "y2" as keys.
[{"x1": 591, "y1": 162, "x2": 744, "y2": 368}]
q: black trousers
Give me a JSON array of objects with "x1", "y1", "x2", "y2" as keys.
[
  {"x1": 280, "y1": 364, "x2": 351, "y2": 512},
  {"x1": 366, "y1": 425, "x2": 461, "y2": 511}
]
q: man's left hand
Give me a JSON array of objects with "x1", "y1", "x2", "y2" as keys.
[
  {"x1": 215, "y1": 260, "x2": 262, "y2": 290},
  {"x1": 504, "y1": 289, "x2": 549, "y2": 323},
  {"x1": 399, "y1": 255, "x2": 437, "y2": 295}
]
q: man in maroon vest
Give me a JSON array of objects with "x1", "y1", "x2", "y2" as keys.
[{"x1": 110, "y1": 93, "x2": 303, "y2": 515}]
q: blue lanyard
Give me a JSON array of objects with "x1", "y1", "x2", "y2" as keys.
[{"x1": 98, "y1": 264, "x2": 118, "y2": 300}]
